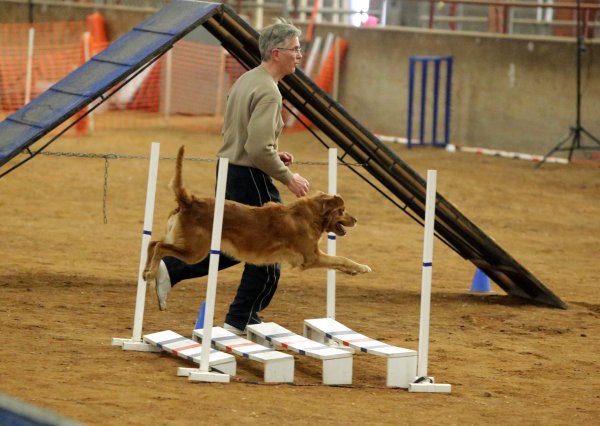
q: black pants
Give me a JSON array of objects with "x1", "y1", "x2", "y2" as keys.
[{"x1": 163, "y1": 164, "x2": 282, "y2": 330}]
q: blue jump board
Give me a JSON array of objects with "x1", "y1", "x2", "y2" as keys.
[{"x1": 0, "y1": 0, "x2": 221, "y2": 167}]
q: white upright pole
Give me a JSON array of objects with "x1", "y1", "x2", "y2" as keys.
[
  {"x1": 304, "y1": 36, "x2": 322, "y2": 78},
  {"x1": 380, "y1": 0, "x2": 388, "y2": 26},
  {"x1": 319, "y1": 33, "x2": 334, "y2": 75},
  {"x1": 164, "y1": 49, "x2": 173, "y2": 125},
  {"x1": 417, "y1": 170, "x2": 436, "y2": 378},
  {"x1": 332, "y1": 36, "x2": 340, "y2": 101},
  {"x1": 255, "y1": 0, "x2": 264, "y2": 28},
  {"x1": 189, "y1": 158, "x2": 230, "y2": 383},
  {"x1": 215, "y1": 49, "x2": 227, "y2": 117},
  {"x1": 112, "y1": 142, "x2": 161, "y2": 352},
  {"x1": 83, "y1": 32, "x2": 95, "y2": 132},
  {"x1": 409, "y1": 170, "x2": 451, "y2": 393},
  {"x1": 326, "y1": 148, "x2": 337, "y2": 319},
  {"x1": 332, "y1": 0, "x2": 341, "y2": 23},
  {"x1": 24, "y1": 27, "x2": 35, "y2": 105},
  {"x1": 300, "y1": 0, "x2": 308, "y2": 21}
]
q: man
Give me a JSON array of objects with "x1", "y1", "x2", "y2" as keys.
[{"x1": 153, "y1": 21, "x2": 310, "y2": 335}]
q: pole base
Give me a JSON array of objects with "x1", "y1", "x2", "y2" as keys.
[
  {"x1": 188, "y1": 370, "x2": 230, "y2": 383},
  {"x1": 409, "y1": 377, "x2": 452, "y2": 393},
  {"x1": 111, "y1": 337, "x2": 161, "y2": 352}
]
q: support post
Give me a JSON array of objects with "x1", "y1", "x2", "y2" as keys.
[
  {"x1": 82, "y1": 32, "x2": 95, "y2": 131},
  {"x1": 326, "y1": 148, "x2": 337, "y2": 319},
  {"x1": 164, "y1": 49, "x2": 173, "y2": 125},
  {"x1": 215, "y1": 48, "x2": 227, "y2": 117},
  {"x1": 112, "y1": 142, "x2": 161, "y2": 352},
  {"x1": 189, "y1": 158, "x2": 231, "y2": 383},
  {"x1": 409, "y1": 170, "x2": 451, "y2": 393},
  {"x1": 24, "y1": 27, "x2": 35, "y2": 105}
]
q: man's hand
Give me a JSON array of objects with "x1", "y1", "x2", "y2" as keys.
[
  {"x1": 279, "y1": 151, "x2": 294, "y2": 166},
  {"x1": 286, "y1": 173, "x2": 310, "y2": 198}
]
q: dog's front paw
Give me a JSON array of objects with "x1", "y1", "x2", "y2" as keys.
[
  {"x1": 342, "y1": 264, "x2": 372, "y2": 275},
  {"x1": 358, "y1": 264, "x2": 372, "y2": 274}
]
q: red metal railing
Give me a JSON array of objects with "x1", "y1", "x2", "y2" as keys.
[{"x1": 426, "y1": 0, "x2": 600, "y2": 37}]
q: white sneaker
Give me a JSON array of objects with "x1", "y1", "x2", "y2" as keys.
[
  {"x1": 155, "y1": 260, "x2": 172, "y2": 311},
  {"x1": 223, "y1": 322, "x2": 245, "y2": 336}
]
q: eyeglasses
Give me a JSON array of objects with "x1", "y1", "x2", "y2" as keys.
[{"x1": 276, "y1": 46, "x2": 303, "y2": 54}]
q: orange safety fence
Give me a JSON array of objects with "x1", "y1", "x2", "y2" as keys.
[
  {"x1": 293, "y1": 37, "x2": 348, "y2": 129},
  {"x1": 76, "y1": 12, "x2": 109, "y2": 134},
  {"x1": 0, "y1": 21, "x2": 84, "y2": 112},
  {"x1": 0, "y1": 17, "x2": 249, "y2": 133}
]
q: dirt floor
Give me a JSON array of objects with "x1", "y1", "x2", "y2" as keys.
[{"x1": 1, "y1": 126, "x2": 599, "y2": 425}]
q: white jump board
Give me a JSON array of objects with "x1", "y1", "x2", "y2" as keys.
[
  {"x1": 193, "y1": 327, "x2": 294, "y2": 383},
  {"x1": 304, "y1": 318, "x2": 416, "y2": 358},
  {"x1": 143, "y1": 330, "x2": 235, "y2": 376},
  {"x1": 304, "y1": 318, "x2": 417, "y2": 388},
  {"x1": 246, "y1": 322, "x2": 352, "y2": 385}
]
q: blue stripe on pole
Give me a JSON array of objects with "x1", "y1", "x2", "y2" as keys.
[
  {"x1": 423, "y1": 262, "x2": 432, "y2": 267},
  {"x1": 210, "y1": 249, "x2": 220, "y2": 255},
  {"x1": 143, "y1": 230, "x2": 151, "y2": 235},
  {"x1": 328, "y1": 234, "x2": 336, "y2": 240}
]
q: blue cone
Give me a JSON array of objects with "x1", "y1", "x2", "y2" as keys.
[
  {"x1": 470, "y1": 268, "x2": 493, "y2": 293},
  {"x1": 194, "y1": 300, "x2": 206, "y2": 330}
]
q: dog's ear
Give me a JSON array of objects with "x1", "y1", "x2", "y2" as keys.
[{"x1": 320, "y1": 194, "x2": 344, "y2": 214}]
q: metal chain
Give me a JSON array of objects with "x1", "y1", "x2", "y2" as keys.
[
  {"x1": 295, "y1": 160, "x2": 365, "y2": 166},
  {"x1": 38, "y1": 151, "x2": 364, "y2": 166},
  {"x1": 34, "y1": 150, "x2": 365, "y2": 224},
  {"x1": 39, "y1": 151, "x2": 214, "y2": 162},
  {"x1": 103, "y1": 157, "x2": 110, "y2": 224}
]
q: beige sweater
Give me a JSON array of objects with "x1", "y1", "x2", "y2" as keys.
[{"x1": 217, "y1": 66, "x2": 294, "y2": 184}]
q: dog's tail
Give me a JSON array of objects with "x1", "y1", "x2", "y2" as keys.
[{"x1": 170, "y1": 145, "x2": 194, "y2": 206}]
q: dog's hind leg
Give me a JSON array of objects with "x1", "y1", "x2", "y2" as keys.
[
  {"x1": 143, "y1": 241, "x2": 185, "y2": 280},
  {"x1": 142, "y1": 240, "x2": 162, "y2": 281},
  {"x1": 143, "y1": 240, "x2": 210, "y2": 281}
]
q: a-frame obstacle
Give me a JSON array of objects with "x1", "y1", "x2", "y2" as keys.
[{"x1": 0, "y1": 0, "x2": 566, "y2": 309}]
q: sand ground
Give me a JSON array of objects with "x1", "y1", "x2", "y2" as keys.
[{"x1": 1, "y1": 127, "x2": 599, "y2": 425}]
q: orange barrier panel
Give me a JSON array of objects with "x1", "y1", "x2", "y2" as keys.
[
  {"x1": 314, "y1": 38, "x2": 348, "y2": 94},
  {"x1": 294, "y1": 37, "x2": 348, "y2": 129},
  {"x1": 128, "y1": 62, "x2": 162, "y2": 112},
  {"x1": 0, "y1": 21, "x2": 85, "y2": 112},
  {"x1": 87, "y1": 12, "x2": 108, "y2": 45}
]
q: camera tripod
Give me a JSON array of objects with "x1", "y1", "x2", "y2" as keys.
[{"x1": 536, "y1": 0, "x2": 600, "y2": 167}]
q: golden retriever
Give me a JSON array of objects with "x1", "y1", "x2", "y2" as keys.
[{"x1": 143, "y1": 146, "x2": 371, "y2": 288}]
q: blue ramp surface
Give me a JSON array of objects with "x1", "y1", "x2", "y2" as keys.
[
  {"x1": 0, "y1": 1, "x2": 566, "y2": 309},
  {"x1": 0, "y1": 0, "x2": 220, "y2": 166}
]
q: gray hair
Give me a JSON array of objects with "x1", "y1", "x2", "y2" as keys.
[{"x1": 259, "y1": 21, "x2": 301, "y2": 62}]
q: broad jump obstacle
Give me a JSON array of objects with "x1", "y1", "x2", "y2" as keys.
[
  {"x1": 246, "y1": 322, "x2": 353, "y2": 386},
  {"x1": 193, "y1": 327, "x2": 295, "y2": 383},
  {"x1": 144, "y1": 330, "x2": 236, "y2": 376},
  {"x1": 113, "y1": 144, "x2": 449, "y2": 390}
]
